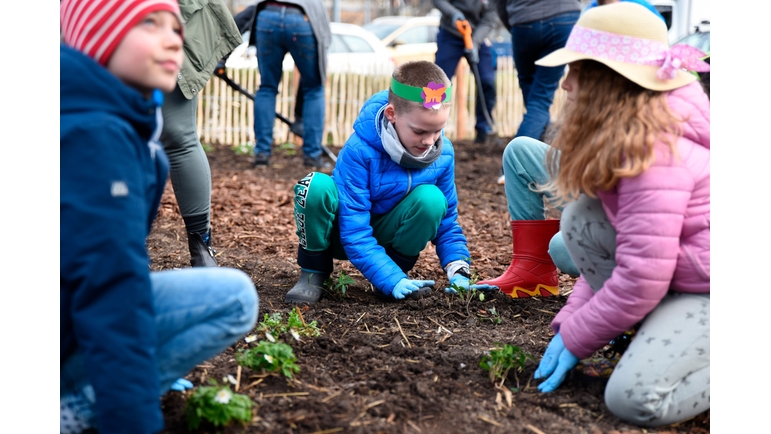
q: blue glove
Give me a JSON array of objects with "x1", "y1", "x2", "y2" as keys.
[
  {"x1": 451, "y1": 11, "x2": 466, "y2": 25},
  {"x1": 443, "y1": 274, "x2": 497, "y2": 294},
  {"x1": 392, "y1": 279, "x2": 435, "y2": 299},
  {"x1": 534, "y1": 333, "x2": 579, "y2": 393},
  {"x1": 170, "y1": 378, "x2": 194, "y2": 391}
]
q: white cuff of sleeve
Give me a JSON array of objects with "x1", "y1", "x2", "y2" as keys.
[{"x1": 445, "y1": 260, "x2": 471, "y2": 280}]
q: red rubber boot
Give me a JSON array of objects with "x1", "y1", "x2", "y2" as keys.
[{"x1": 477, "y1": 219, "x2": 561, "y2": 298}]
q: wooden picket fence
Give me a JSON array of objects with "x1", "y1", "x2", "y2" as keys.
[{"x1": 196, "y1": 56, "x2": 567, "y2": 147}]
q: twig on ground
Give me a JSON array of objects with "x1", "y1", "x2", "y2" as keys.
[
  {"x1": 525, "y1": 424, "x2": 547, "y2": 434},
  {"x1": 394, "y1": 317, "x2": 412, "y2": 348},
  {"x1": 478, "y1": 415, "x2": 502, "y2": 427},
  {"x1": 235, "y1": 365, "x2": 242, "y2": 392}
]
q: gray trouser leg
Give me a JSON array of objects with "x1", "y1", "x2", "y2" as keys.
[
  {"x1": 160, "y1": 86, "x2": 211, "y2": 234},
  {"x1": 605, "y1": 292, "x2": 710, "y2": 426},
  {"x1": 561, "y1": 194, "x2": 710, "y2": 426},
  {"x1": 560, "y1": 194, "x2": 616, "y2": 291}
]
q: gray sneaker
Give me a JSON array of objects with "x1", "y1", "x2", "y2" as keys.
[{"x1": 285, "y1": 270, "x2": 329, "y2": 304}]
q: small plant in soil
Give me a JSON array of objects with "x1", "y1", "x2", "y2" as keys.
[
  {"x1": 185, "y1": 379, "x2": 253, "y2": 430},
  {"x1": 480, "y1": 342, "x2": 535, "y2": 391},
  {"x1": 478, "y1": 307, "x2": 503, "y2": 325},
  {"x1": 279, "y1": 142, "x2": 297, "y2": 156},
  {"x1": 230, "y1": 142, "x2": 254, "y2": 156},
  {"x1": 324, "y1": 270, "x2": 355, "y2": 299},
  {"x1": 256, "y1": 307, "x2": 320, "y2": 340},
  {"x1": 236, "y1": 341, "x2": 301, "y2": 378}
]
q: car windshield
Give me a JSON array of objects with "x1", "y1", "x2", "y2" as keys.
[
  {"x1": 329, "y1": 33, "x2": 375, "y2": 53},
  {"x1": 363, "y1": 23, "x2": 401, "y2": 40}
]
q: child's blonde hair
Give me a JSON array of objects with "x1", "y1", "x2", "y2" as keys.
[
  {"x1": 388, "y1": 61, "x2": 452, "y2": 114},
  {"x1": 543, "y1": 60, "x2": 683, "y2": 204}
]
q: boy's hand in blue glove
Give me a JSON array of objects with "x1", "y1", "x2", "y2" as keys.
[
  {"x1": 534, "y1": 333, "x2": 579, "y2": 393},
  {"x1": 170, "y1": 378, "x2": 194, "y2": 391},
  {"x1": 393, "y1": 279, "x2": 435, "y2": 299},
  {"x1": 443, "y1": 274, "x2": 497, "y2": 294}
]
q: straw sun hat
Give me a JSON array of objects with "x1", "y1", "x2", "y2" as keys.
[{"x1": 536, "y1": 2, "x2": 710, "y2": 91}]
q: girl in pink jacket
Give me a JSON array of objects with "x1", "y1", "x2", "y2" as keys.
[{"x1": 529, "y1": 3, "x2": 710, "y2": 427}]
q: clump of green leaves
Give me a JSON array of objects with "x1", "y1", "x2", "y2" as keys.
[
  {"x1": 185, "y1": 380, "x2": 252, "y2": 430},
  {"x1": 231, "y1": 142, "x2": 254, "y2": 156},
  {"x1": 279, "y1": 142, "x2": 297, "y2": 156},
  {"x1": 324, "y1": 271, "x2": 355, "y2": 299},
  {"x1": 479, "y1": 343, "x2": 535, "y2": 390},
  {"x1": 236, "y1": 341, "x2": 301, "y2": 378},
  {"x1": 256, "y1": 307, "x2": 320, "y2": 339}
]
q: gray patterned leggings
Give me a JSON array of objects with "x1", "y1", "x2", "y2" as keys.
[{"x1": 561, "y1": 194, "x2": 710, "y2": 427}]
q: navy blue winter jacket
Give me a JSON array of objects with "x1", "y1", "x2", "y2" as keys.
[
  {"x1": 332, "y1": 91, "x2": 470, "y2": 295},
  {"x1": 60, "y1": 44, "x2": 169, "y2": 434}
]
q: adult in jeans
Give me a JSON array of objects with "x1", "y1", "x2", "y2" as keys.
[
  {"x1": 433, "y1": 0, "x2": 498, "y2": 144},
  {"x1": 240, "y1": 0, "x2": 331, "y2": 169},
  {"x1": 496, "y1": 0, "x2": 580, "y2": 141},
  {"x1": 161, "y1": 0, "x2": 243, "y2": 267}
]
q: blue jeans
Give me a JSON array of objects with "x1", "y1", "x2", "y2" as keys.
[
  {"x1": 502, "y1": 136, "x2": 578, "y2": 276},
  {"x1": 510, "y1": 11, "x2": 578, "y2": 139},
  {"x1": 434, "y1": 27, "x2": 496, "y2": 134},
  {"x1": 254, "y1": 8, "x2": 324, "y2": 159},
  {"x1": 60, "y1": 268, "x2": 258, "y2": 427}
]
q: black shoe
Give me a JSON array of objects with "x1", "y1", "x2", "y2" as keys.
[
  {"x1": 253, "y1": 153, "x2": 270, "y2": 166},
  {"x1": 474, "y1": 129, "x2": 487, "y2": 144},
  {"x1": 188, "y1": 230, "x2": 217, "y2": 267},
  {"x1": 303, "y1": 155, "x2": 332, "y2": 169}
]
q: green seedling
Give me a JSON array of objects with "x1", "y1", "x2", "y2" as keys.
[
  {"x1": 287, "y1": 306, "x2": 321, "y2": 337},
  {"x1": 279, "y1": 142, "x2": 297, "y2": 156},
  {"x1": 231, "y1": 142, "x2": 254, "y2": 156},
  {"x1": 478, "y1": 307, "x2": 503, "y2": 325},
  {"x1": 236, "y1": 341, "x2": 301, "y2": 379},
  {"x1": 185, "y1": 379, "x2": 252, "y2": 430},
  {"x1": 201, "y1": 142, "x2": 214, "y2": 153},
  {"x1": 256, "y1": 308, "x2": 320, "y2": 340},
  {"x1": 479, "y1": 343, "x2": 535, "y2": 390},
  {"x1": 324, "y1": 271, "x2": 355, "y2": 299}
]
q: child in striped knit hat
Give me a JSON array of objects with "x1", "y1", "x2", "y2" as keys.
[{"x1": 60, "y1": 1, "x2": 259, "y2": 433}]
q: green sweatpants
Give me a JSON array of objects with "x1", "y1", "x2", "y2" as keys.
[{"x1": 293, "y1": 172, "x2": 446, "y2": 260}]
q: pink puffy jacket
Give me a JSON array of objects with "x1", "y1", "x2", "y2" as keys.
[{"x1": 552, "y1": 81, "x2": 710, "y2": 359}]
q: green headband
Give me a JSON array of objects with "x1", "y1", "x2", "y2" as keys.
[{"x1": 390, "y1": 77, "x2": 452, "y2": 109}]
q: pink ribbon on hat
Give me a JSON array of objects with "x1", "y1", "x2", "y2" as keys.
[{"x1": 565, "y1": 26, "x2": 710, "y2": 81}]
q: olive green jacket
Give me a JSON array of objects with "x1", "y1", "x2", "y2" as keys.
[{"x1": 177, "y1": 0, "x2": 242, "y2": 99}]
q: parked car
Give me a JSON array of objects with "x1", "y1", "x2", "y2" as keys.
[
  {"x1": 363, "y1": 15, "x2": 440, "y2": 64},
  {"x1": 675, "y1": 21, "x2": 709, "y2": 53},
  {"x1": 225, "y1": 22, "x2": 395, "y2": 76}
]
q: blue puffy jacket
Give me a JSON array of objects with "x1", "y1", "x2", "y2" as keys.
[
  {"x1": 332, "y1": 90, "x2": 470, "y2": 295},
  {"x1": 60, "y1": 44, "x2": 169, "y2": 434}
]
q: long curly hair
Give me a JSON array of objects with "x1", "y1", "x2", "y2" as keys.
[{"x1": 542, "y1": 60, "x2": 684, "y2": 205}]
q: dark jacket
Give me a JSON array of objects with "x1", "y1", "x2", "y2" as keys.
[
  {"x1": 60, "y1": 44, "x2": 169, "y2": 434},
  {"x1": 496, "y1": 0, "x2": 581, "y2": 30},
  {"x1": 333, "y1": 91, "x2": 470, "y2": 294},
  {"x1": 434, "y1": 0, "x2": 498, "y2": 48}
]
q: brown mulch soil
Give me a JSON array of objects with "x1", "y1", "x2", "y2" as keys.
[{"x1": 148, "y1": 138, "x2": 710, "y2": 433}]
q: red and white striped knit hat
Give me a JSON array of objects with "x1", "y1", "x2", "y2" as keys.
[{"x1": 60, "y1": 0, "x2": 183, "y2": 66}]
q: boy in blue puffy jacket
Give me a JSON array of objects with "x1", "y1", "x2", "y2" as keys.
[
  {"x1": 60, "y1": 1, "x2": 258, "y2": 432},
  {"x1": 286, "y1": 60, "x2": 496, "y2": 304}
]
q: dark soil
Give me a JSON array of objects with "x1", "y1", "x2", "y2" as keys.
[{"x1": 149, "y1": 138, "x2": 710, "y2": 434}]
